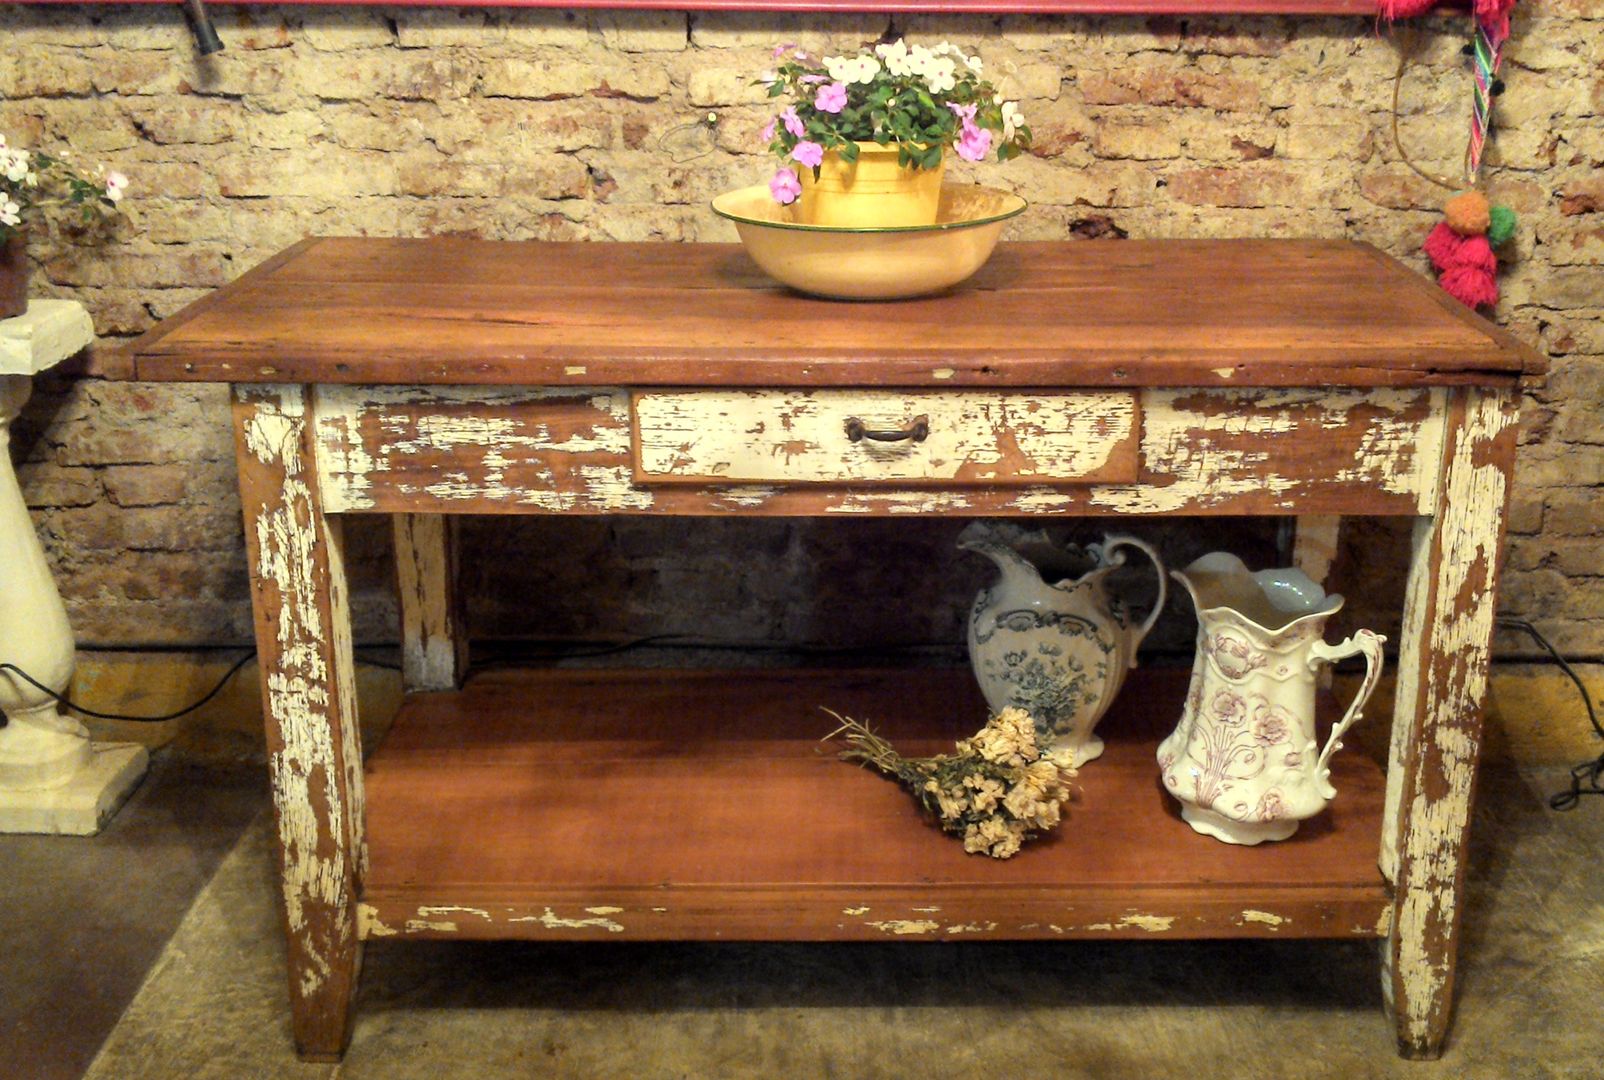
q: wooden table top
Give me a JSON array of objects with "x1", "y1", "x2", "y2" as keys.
[{"x1": 123, "y1": 237, "x2": 1545, "y2": 389}]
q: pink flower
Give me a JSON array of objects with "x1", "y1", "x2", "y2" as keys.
[
  {"x1": 772, "y1": 42, "x2": 796, "y2": 58},
  {"x1": 955, "y1": 120, "x2": 992, "y2": 162},
  {"x1": 1210, "y1": 690, "x2": 1247, "y2": 726},
  {"x1": 800, "y1": 74, "x2": 828, "y2": 85},
  {"x1": 814, "y1": 82, "x2": 848, "y2": 114},
  {"x1": 791, "y1": 140, "x2": 824, "y2": 168},
  {"x1": 769, "y1": 168, "x2": 802, "y2": 205},
  {"x1": 1251, "y1": 705, "x2": 1292, "y2": 746},
  {"x1": 1255, "y1": 790, "x2": 1288, "y2": 822},
  {"x1": 760, "y1": 117, "x2": 777, "y2": 143},
  {"x1": 947, "y1": 102, "x2": 978, "y2": 121},
  {"x1": 781, "y1": 107, "x2": 805, "y2": 138},
  {"x1": 1253, "y1": 716, "x2": 1288, "y2": 746}
]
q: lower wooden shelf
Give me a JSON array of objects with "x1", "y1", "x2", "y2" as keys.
[{"x1": 359, "y1": 667, "x2": 1392, "y2": 942}]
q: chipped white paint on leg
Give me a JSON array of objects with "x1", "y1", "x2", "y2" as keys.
[
  {"x1": 1382, "y1": 387, "x2": 1519, "y2": 1060},
  {"x1": 234, "y1": 384, "x2": 364, "y2": 1060},
  {"x1": 392, "y1": 514, "x2": 467, "y2": 692}
]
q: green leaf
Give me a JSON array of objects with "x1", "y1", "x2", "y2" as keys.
[{"x1": 839, "y1": 141, "x2": 859, "y2": 163}]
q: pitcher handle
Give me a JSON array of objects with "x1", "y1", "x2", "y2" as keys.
[
  {"x1": 1308, "y1": 628, "x2": 1387, "y2": 800},
  {"x1": 1100, "y1": 534, "x2": 1168, "y2": 661}
]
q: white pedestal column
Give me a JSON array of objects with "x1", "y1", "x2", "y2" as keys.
[{"x1": 0, "y1": 301, "x2": 147, "y2": 834}]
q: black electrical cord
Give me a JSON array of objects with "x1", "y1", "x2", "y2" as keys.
[
  {"x1": 0, "y1": 652, "x2": 256, "y2": 723},
  {"x1": 1497, "y1": 616, "x2": 1604, "y2": 811},
  {"x1": 0, "y1": 649, "x2": 402, "y2": 726}
]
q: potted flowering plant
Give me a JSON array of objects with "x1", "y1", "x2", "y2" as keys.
[
  {"x1": 758, "y1": 40, "x2": 1029, "y2": 228},
  {"x1": 1, "y1": 133, "x2": 128, "y2": 319}
]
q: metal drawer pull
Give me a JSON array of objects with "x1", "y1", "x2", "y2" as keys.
[{"x1": 844, "y1": 415, "x2": 930, "y2": 444}]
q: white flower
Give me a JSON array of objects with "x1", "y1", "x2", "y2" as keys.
[
  {"x1": 823, "y1": 54, "x2": 854, "y2": 83},
  {"x1": 846, "y1": 55, "x2": 879, "y2": 84},
  {"x1": 2, "y1": 149, "x2": 28, "y2": 184},
  {"x1": 965, "y1": 53, "x2": 984, "y2": 74},
  {"x1": 0, "y1": 198, "x2": 20, "y2": 227},
  {"x1": 933, "y1": 41, "x2": 954, "y2": 55},
  {"x1": 875, "y1": 39, "x2": 914, "y2": 78},
  {"x1": 1000, "y1": 100, "x2": 1024, "y2": 139},
  {"x1": 922, "y1": 57, "x2": 958, "y2": 94}
]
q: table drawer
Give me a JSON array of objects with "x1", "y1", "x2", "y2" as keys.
[{"x1": 630, "y1": 390, "x2": 1140, "y2": 486}]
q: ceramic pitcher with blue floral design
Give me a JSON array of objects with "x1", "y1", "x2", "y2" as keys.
[
  {"x1": 960, "y1": 522, "x2": 1165, "y2": 765},
  {"x1": 1159, "y1": 552, "x2": 1385, "y2": 845}
]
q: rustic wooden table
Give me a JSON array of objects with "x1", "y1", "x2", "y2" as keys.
[{"x1": 124, "y1": 237, "x2": 1544, "y2": 1063}]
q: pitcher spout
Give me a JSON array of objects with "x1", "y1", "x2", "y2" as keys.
[
  {"x1": 957, "y1": 522, "x2": 1046, "y2": 594},
  {"x1": 1171, "y1": 551, "x2": 1341, "y2": 636}
]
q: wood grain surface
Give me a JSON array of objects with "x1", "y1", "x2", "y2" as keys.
[
  {"x1": 124, "y1": 239, "x2": 1544, "y2": 389},
  {"x1": 359, "y1": 667, "x2": 1391, "y2": 942}
]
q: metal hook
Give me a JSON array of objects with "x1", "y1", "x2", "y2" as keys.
[{"x1": 180, "y1": 0, "x2": 225, "y2": 56}]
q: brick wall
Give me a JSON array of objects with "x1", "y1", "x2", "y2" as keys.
[{"x1": 4, "y1": 5, "x2": 1601, "y2": 659}]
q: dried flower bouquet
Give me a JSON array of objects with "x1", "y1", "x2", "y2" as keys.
[{"x1": 823, "y1": 706, "x2": 1076, "y2": 859}]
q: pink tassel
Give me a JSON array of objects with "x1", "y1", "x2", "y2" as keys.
[
  {"x1": 1444, "y1": 234, "x2": 1497, "y2": 275},
  {"x1": 1423, "y1": 222, "x2": 1467, "y2": 270},
  {"x1": 1439, "y1": 264, "x2": 1499, "y2": 308}
]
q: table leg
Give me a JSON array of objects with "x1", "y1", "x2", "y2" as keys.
[
  {"x1": 1380, "y1": 387, "x2": 1519, "y2": 1059},
  {"x1": 393, "y1": 514, "x2": 468, "y2": 692},
  {"x1": 233, "y1": 385, "x2": 364, "y2": 1062},
  {"x1": 1290, "y1": 515, "x2": 1340, "y2": 585}
]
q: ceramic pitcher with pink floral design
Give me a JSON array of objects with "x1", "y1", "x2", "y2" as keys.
[{"x1": 1157, "y1": 552, "x2": 1385, "y2": 846}]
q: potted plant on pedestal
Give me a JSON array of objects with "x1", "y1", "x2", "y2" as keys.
[
  {"x1": 1, "y1": 134, "x2": 127, "y2": 320},
  {"x1": 758, "y1": 40, "x2": 1030, "y2": 228}
]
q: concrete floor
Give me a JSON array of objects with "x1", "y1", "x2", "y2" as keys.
[
  {"x1": 3, "y1": 762, "x2": 1590, "y2": 1079},
  {"x1": 0, "y1": 756, "x2": 264, "y2": 1080}
]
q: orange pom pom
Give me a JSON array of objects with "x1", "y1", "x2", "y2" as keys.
[{"x1": 1444, "y1": 191, "x2": 1491, "y2": 237}]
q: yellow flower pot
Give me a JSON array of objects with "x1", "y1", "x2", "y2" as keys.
[{"x1": 798, "y1": 142, "x2": 946, "y2": 229}]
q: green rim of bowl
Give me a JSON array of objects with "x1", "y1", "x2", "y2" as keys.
[{"x1": 711, "y1": 184, "x2": 1028, "y2": 234}]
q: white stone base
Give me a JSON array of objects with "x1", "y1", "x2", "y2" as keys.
[{"x1": 0, "y1": 742, "x2": 149, "y2": 835}]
